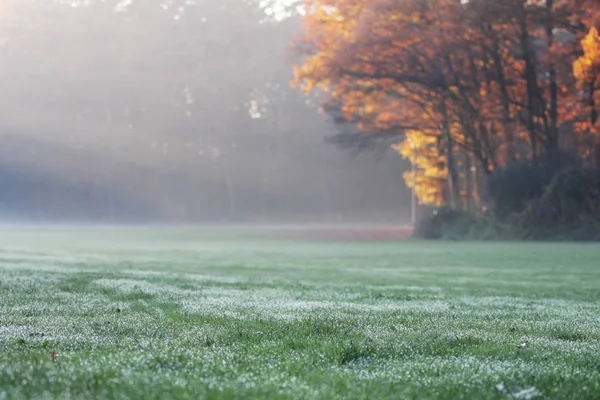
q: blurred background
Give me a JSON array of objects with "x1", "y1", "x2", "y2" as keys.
[{"x1": 0, "y1": 0, "x2": 410, "y2": 224}]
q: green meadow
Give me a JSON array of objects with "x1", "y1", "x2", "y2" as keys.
[{"x1": 1, "y1": 228, "x2": 599, "y2": 399}]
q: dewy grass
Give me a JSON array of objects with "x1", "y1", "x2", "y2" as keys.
[{"x1": 0, "y1": 228, "x2": 599, "y2": 399}]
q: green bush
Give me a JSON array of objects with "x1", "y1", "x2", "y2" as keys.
[
  {"x1": 416, "y1": 164, "x2": 600, "y2": 241},
  {"x1": 517, "y1": 167, "x2": 600, "y2": 241},
  {"x1": 487, "y1": 151, "x2": 579, "y2": 220},
  {"x1": 413, "y1": 207, "x2": 511, "y2": 241}
]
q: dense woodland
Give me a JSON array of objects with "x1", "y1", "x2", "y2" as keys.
[{"x1": 293, "y1": 0, "x2": 600, "y2": 239}]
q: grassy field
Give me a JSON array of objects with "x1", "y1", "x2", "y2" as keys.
[{"x1": 1, "y1": 227, "x2": 599, "y2": 399}]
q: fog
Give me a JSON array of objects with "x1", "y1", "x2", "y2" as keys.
[{"x1": 0, "y1": 0, "x2": 409, "y2": 224}]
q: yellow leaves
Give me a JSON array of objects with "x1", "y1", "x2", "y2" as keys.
[
  {"x1": 392, "y1": 130, "x2": 447, "y2": 206},
  {"x1": 573, "y1": 27, "x2": 600, "y2": 139},
  {"x1": 292, "y1": 54, "x2": 342, "y2": 94},
  {"x1": 291, "y1": 65, "x2": 311, "y2": 91},
  {"x1": 574, "y1": 27, "x2": 600, "y2": 84},
  {"x1": 581, "y1": 27, "x2": 600, "y2": 54},
  {"x1": 400, "y1": 170, "x2": 445, "y2": 206},
  {"x1": 363, "y1": 102, "x2": 376, "y2": 114}
]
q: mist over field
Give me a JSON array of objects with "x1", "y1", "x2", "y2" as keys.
[{"x1": 0, "y1": 0, "x2": 410, "y2": 224}]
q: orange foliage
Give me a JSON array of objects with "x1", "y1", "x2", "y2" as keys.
[{"x1": 293, "y1": 0, "x2": 600, "y2": 206}]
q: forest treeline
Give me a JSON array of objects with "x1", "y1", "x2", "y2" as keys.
[{"x1": 293, "y1": 0, "x2": 600, "y2": 240}]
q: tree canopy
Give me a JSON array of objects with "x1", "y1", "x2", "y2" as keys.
[{"x1": 293, "y1": 0, "x2": 600, "y2": 209}]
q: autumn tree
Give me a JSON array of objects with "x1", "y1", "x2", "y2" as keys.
[{"x1": 292, "y1": 0, "x2": 600, "y2": 210}]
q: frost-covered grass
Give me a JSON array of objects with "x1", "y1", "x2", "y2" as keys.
[{"x1": 1, "y1": 228, "x2": 599, "y2": 399}]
